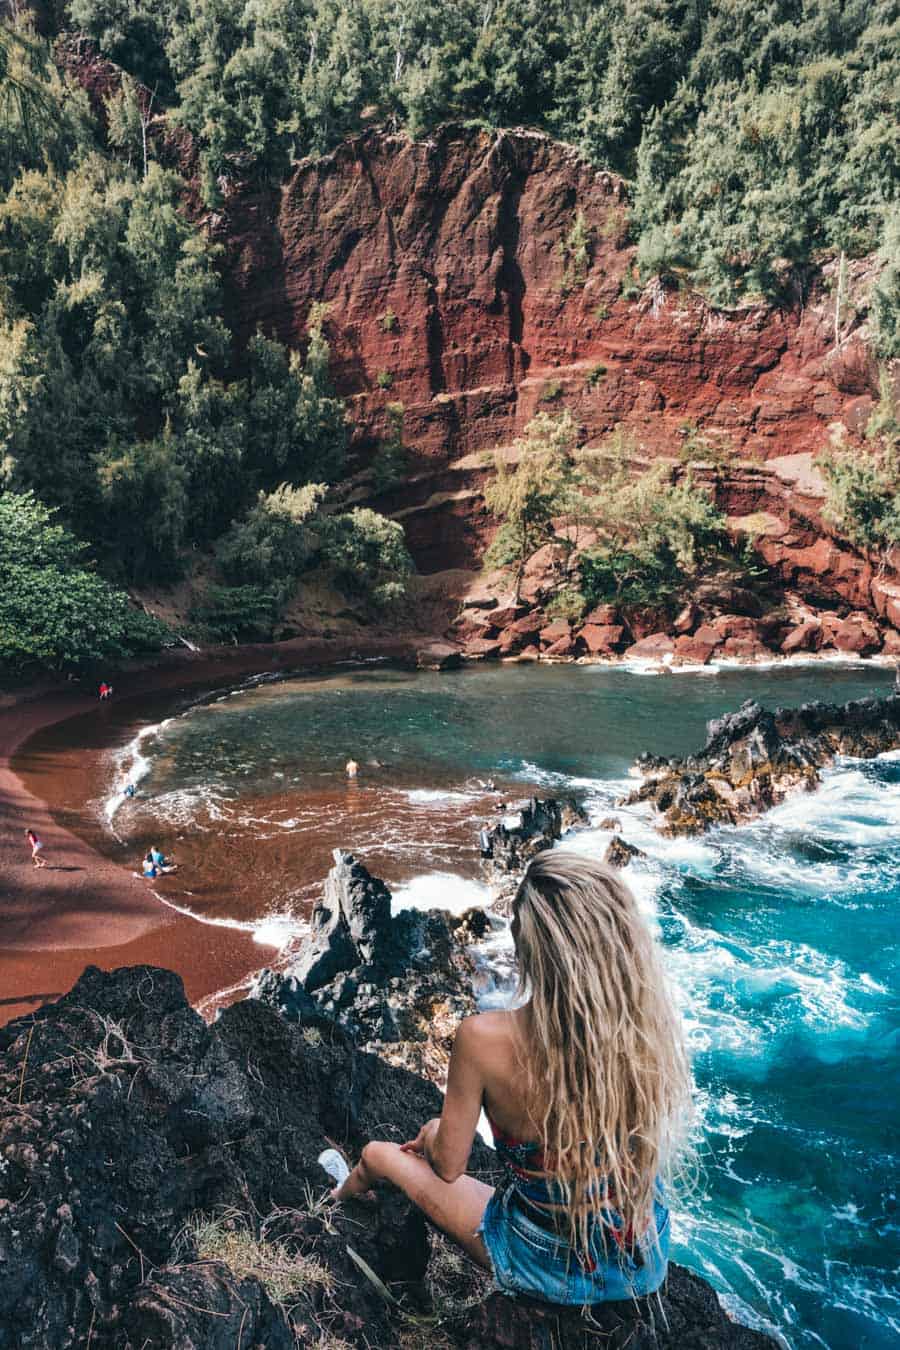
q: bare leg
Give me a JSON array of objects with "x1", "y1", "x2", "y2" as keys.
[{"x1": 336, "y1": 1141, "x2": 494, "y2": 1268}]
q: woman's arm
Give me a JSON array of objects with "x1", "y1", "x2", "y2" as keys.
[{"x1": 402, "y1": 1017, "x2": 485, "y2": 1184}]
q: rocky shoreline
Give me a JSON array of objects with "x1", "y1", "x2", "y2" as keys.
[
  {"x1": 451, "y1": 581, "x2": 899, "y2": 668},
  {"x1": 0, "y1": 963, "x2": 778, "y2": 1349},
  {"x1": 625, "y1": 693, "x2": 900, "y2": 835}
]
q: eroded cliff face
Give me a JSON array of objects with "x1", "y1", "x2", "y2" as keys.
[
  {"x1": 218, "y1": 123, "x2": 899, "y2": 621},
  {"x1": 219, "y1": 123, "x2": 877, "y2": 470}
]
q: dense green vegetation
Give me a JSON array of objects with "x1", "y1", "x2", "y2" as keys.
[
  {"x1": 0, "y1": 491, "x2": 168, "y2": 671},
  {"x1": 0, "y1": 22, "x2": 413, "y2": 674},
  {"x1": 46, "y1": 0, "x2": 900, "y2": 315},
  {"x1": 484, "y1": 415, "x2": 732, "y2": 612},
  {"x1": 0, "y1": 2, "x2": 897, "y2": 671}
]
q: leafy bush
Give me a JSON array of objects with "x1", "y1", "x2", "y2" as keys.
[
  {"x1": 484, "y1": 412, "x2": 580, "y2": 599},
  {"x1": 370, "y1": 402, "x2": 407, "y2": 493},
  {"x1": 540, "y1": 380, "x2": 563, "y2": 402},
  {"x1": 216, "y1": 483, "x2": 327, "y2": 587},
  {"x1": 319, "y1": 507, "x2": 413, "y2": 606},
  {"x1": 558, "y1": 211, "x2": 592, "y2": 291},
  {"x1": 0, "y1": 490, "x2": 167, "y2": 673},
  {"x1": 577, "y1": 431, "x2": 729, "y2": 607},
  {"x1": 188, "y1": 584, "x2": 288, "y2": 644},
  {"x1": 581, "y1": 547, "x2": 678, "y2": 608},
  {"x1": 586, "y1": 363, "x2": 607, "y2": 388},
  {"x1": 544, "y1": 587, "x2": 587, "y2": 622},
  {"x1": 872, "y1": 208, "x2": 900, "y2": 360},
  {"x1": 820, "y1": 375, "x2": 900, "y2": 548},
  {"x1": 375, "y1": 369, "x2": 393, "y2": 389}
]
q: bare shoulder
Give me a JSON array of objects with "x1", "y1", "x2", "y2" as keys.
[{"x1": 454, "y1": 1010, "x2": 518, "y2": 1057}]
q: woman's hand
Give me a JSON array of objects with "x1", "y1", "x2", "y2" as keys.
[{"x1": 400, "y1": 1117, "x2": 441, "y2": 1159}]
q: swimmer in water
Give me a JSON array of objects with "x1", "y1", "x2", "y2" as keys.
[{"x1": 345, "y1": 758, "x2": 359, "y2": 779}]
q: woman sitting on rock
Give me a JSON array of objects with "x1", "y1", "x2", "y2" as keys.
[{"x1": 326, "y1": 851, "x2": 692, "y2": 1305}]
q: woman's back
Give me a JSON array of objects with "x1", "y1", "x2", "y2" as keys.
[{"x1": 466, "y1": 1008, "x2": 538, "y2": 1144}]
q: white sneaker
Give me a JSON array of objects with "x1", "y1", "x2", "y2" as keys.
[{"x1": 318, "y1": 1148, "x2": 350, "y2": 1187}]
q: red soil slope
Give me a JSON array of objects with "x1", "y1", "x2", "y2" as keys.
[{"x1": 219, "y1": 123, "x2": 879, "y2": 469}]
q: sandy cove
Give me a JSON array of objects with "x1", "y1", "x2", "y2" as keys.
[{"x1": 0, "y1": 635, "x2": 420, "y2": 1027}]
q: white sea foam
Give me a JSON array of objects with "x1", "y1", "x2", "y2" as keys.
[
  {"x1": 148, "y1": 886, "x2": 305, "y2": 949},
  {"x1": 103, "y1": 717, "x2": 174, "y2": 832},
  {"x1": 390, "y1": 872, "x2": 493, "y2": 917},
  {"x1": 403, "y1": 788, "x2": 479, "y2": 804}
]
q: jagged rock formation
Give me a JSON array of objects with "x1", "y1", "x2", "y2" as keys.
[
  {"x1": 605, "y1": 835, "x2": 645, "y2": 868},
  {"x1": 479, "y1": 796, "x2": 587, "y2": 885},
  {"x1": 251, "y1": 850, "x2": 477, "y2": 1079},
  {"x1": 626, "y1": 694, "x2": 900, "y2": 835},
  {"x1": 0, "y1": 964, "x2": 777, "y2": 1349}
]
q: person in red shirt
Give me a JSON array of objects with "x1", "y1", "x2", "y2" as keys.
[{"x1": 25, "y1": 829, "x2": 47, "y2": 868}]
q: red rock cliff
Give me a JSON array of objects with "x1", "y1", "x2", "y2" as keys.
[
  {"x1": 218, "y1": 123, "x2": 900, "y2": 626},
  {"x1": 219, "y1": 123, "x2": 878, "y2": 471}
]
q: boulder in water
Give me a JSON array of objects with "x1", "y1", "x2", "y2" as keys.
[
  {"x1": 604, "y1": 835, "x2": 644, "y2": 868},
  {"x1": 480, "y1": 796, "x2": 587, "y2": 878}
]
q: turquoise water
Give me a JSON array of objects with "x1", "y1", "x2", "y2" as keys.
[{"x1": 106, "y1": 661, "x2": 899, "y2": 1347}]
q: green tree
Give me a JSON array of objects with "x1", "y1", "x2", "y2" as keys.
[
  {"x1": 484, "y1": 411, "x2": 579, "y2": 601},
  {"x1": 872, "y1": 207, "x2": 900, "y2": 360},
  {"x1": 820, "y1": 375, "x2": 900, "y2": 549},
  {"x1": 216, "y1": 482, "x2": 328, "y2": 586},
  {"x1": 0, "y1": 490, "x2": 167, "y2": 673},
  {"x1": 577, "y1": 432, "x2": 731, "y2": 606},
  {"x1": 320, "y1": 506, "x2": 413, "y2": 605}
]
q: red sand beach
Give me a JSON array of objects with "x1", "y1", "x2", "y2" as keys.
[{"x1": 0, "y1": 636, "x2": 419, "y2": 1027}]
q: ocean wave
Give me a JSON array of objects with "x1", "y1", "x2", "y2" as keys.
[
  {"x1": 402, "y1": 788, "x2": 480, "y2": 804},
  {"x1": 147, "y1": 886, "x2": 306, "y2": 949}
]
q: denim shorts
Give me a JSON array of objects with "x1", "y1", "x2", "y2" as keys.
[{"x1": 476, "y1": 1185, "x2": 669, "y2": 1306}]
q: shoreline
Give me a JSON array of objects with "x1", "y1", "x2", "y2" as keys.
[
  {"x1": 2, "y1": 634, "x2": 891, "y2": 1029},
  {"x1": 0, "y1": 634, "x2": 421, "y2": 1027}
]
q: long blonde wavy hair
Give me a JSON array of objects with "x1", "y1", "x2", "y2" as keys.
[{"x1": 511, "y1": 850, "x2": 692, "y2": 1254}]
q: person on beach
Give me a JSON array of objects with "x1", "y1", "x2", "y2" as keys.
[
  {"x1": 345, "y1": 758, "x2": 359, "y2": 779},
  {"x1": 25, "y1": 829, "x2": 47, "y2": 868},
  {"x1": 142, "y1": 851, "x2": 159, "y2": 879},
  {"x1": 322, "y1": 852, "x2": 692, "y2": 1306},
  {"x1": 98, "y1": 681, "x2": 112, "y2": 701},
  {"x1": 150, "y1": 845, "x2": 177, "y2": 872}
]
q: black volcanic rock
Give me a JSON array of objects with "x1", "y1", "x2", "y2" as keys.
[
  {"x1": 251, "y1": 850, "x2": 476, "y2": 1072},
  {"x1": 480, "y1": 796, "x2": 588, "y2": 878},
  {"x1": 626, "y1": 694, "x2": 900, "y2": 834},
  {"x1": 0, "y1": 964, "x2": 778, "y2": 1349}
]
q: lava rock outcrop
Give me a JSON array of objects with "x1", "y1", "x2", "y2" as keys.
[
  {"x1": 251, "y1": 849, "x2": 477, "y2": 1079},
  {"x1": 0, "y1": 964, "x2": 778, "y2": 1349},
  {"x1": 626, "y1": 694, "x2": 900, "y2": 834}
]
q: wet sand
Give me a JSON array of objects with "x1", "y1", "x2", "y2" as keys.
[{"x1": 0, "y1": 635, "x2": 420, "y2": 1026}]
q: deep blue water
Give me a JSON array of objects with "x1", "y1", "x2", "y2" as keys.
[{"x1": 105, "y1": 661, "x2": 900, "y2": 1348}]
